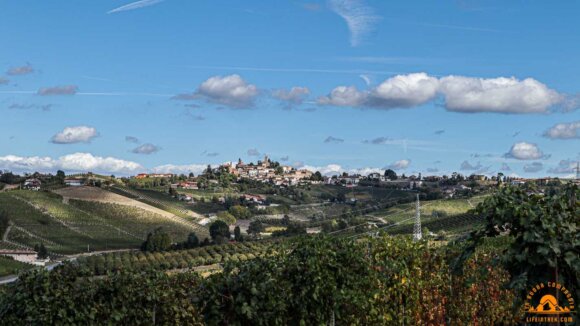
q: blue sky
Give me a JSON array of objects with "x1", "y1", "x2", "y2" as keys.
[{"x1": 0, "y1": 0, "x2": 579, "y2": 177}]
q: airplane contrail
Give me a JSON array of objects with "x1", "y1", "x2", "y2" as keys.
[{"x1": 108, "y1": 0, "x2": 165, "y2": 14}]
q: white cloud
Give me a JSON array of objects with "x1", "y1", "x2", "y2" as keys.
[
  {"x1": 0, "y1": 77, "x2": 9, "y2": 85},
  {"x1": 500, "y1": 163, "x2": 511, "y2": 171},
  {"x1": 523, "y1": 162, "x2": 543, "y2": 173},
  {"x1": 317, "y1": 85, "x2": 367, "y2": 106},
  {"x1": 324, "y1": 136, "x2": 344, "y2": 144},
  {"x1": 439, "y1": 76, "x2": 562, "y2": 113},
  {"x1": 38, "y1": 85, "x2": 78, "y2": 96},
  {"x1": 318, "y1": 73, "x2": 438, "y2": 109},
  {"x1": 108, "y1": 0, "x2": 164, "y2": 14},
  {"x1": 328, "y1": 0, "x2": 380, "y2": 47},
  {"x1": 125, "y1": 136, "x2": 140, "y2": 143},
  {"x1": 272, "y1": 87, "x2": 310, "y2": 106},
  {"x1": 150, "y1": 164, "x2": 207, "y2": 175},
  {"x1": 505, "y1": 142, "x2": 548, "y2": 160},
  {"x1": 368, "y1": 73, "x2": 439, "y2": 108},
  {"x1": 460, "y1": 160, "x2": 482, "y2": 171},
  {"x1": 547, "y1": 160, "x2": 577, "y2": 174},
  {"x1": 247, "y1": 148, "x2": 260, "y2": 156},
  {"x1": 387, "y1": 159, "x2": 410, "y2": 170},
  {"x1": 302, "y1": 163, "x2": 382, "y2": 176},
  {"x1": 131, "y1": 143, "x2": 161, "y2": 155},
  {"x1": 319, "y1": 73, "x2": 566, "y2": 113},
  {"x1": 6, "y1": 65, "x2": 34, "y2": 76},
  {"x1": 543, "y1": 121, "x2": 580, "y2": 140},
  {"x1": 51, "y1": 126, "x2": 98, "y2": 144},
  {"x1": 174, "y1": 74, "x2": 258, "y2": 108},
  {"x1": 0, "y1": 153, "x2": 142, "y2": 175}
]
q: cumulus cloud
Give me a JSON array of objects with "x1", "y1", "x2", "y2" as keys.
[
  {"x1": 318, "y1": 73, "x2": 566, "y2": 113},
  {"x1": 439, "y1": 76, "x2": 563, "y2": 114},
  {"x1": 272, "y1": 87, "x2": 310, "y2": 107},
  {"x1": 543, "y1": 121, "x2": 580, "y2": 140},
  {"x1": 302, "y1": 163, "x2": 382, "y2": 176},
  {"x1": 318, "y1": 73, "x2": 438, "y2": 109},
  {"x1": 38, "y1": 85, "x2": 78, "y2": 96},
  {"x1": 108, "y1": 0, "x2": 164, "y2": 14},
  {"x1": 0, "y1": 153, "x2": 142, "y2": 174},
  {"x1": 317, "y1": 86, "x2": 367, "y2": 106},
  {"x1": 174, "y1": 74, "x2": 258, "y2": 108},
  {"x1": 460, "y1": 160, "x2": 482, "y2": 171},
  {"x1": 247, "y1": 148, "x2": 260, "y2": 156},
  {"x1": 125, "y1": 136, "x2": 140, "y2": 143},
  {"x1": 368, "y1": 73, "x2": 439, "y2": 108},
  {"x1": 7, "y1": 64, "x2": 34, "y2": 76},
  {"x1": 329, "y1": 0, "x2": 380, "y2": 47},
  {"x1": 523, "y1": 162, "x2": 543, "y2": 173},
  {"x1": 150, "y1": 164, "x2": 206, "y2": 175},
  {"x1": 500, "y1": 163, "x2": 511, "y2": 171},
  {"x1": 505, "y1": 142, "x2": 548, "y2": 160},
  {"x1": 131, "y1": 143, "x2": 161, "y2": 155},
  {"x1": 51, "y1": 126, "x2": 98, "y2": 144},
  {"x1": 547, "y1": 160, "x2": 577, "y2": 174},
  {"x1": 386, "y1": 159, "x2": 410, "y2": 170},
  {"x1": 324, "y1": 136, "x2": 344, "y2": 144}
]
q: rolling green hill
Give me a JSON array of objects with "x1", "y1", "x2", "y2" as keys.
[{"x1": 0, "y1": 189, "x2": 207, "y2": 255}]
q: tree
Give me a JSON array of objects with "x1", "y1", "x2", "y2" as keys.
[
  {"x1": 56, "y1": 170, "x2": 65, "y2": 181},
  {"x1": 0, "y1": 211, "x2": 9, "y2": 237},
  {"x1": 310, "y1": 171, "x2": 323, "y2": 181},
  {"x1": 36, "y1": 243, "x2": 48, "y2": 259},
  {"x1": 209, "y1": 220, "x2": 230, "y2": 242},
  {"x1": 185, "y1": 233, "x2": 199, "y2": 249},
  {"x1": 228, "y1": 205, "x2": 252, "y2": 220},
  {"x1": 217, "y1": 211, "x2": 236, "y2": 225},
  {"x1": 457, "y1": 184, "x2": 579, "y2": 306},
  {"x1": 234, "y1": 226, "x2": 243, "y2": 242},
  {"x1": 141, "y1": 228, "x2": 172, "y2": 252},
  {"x1": 247, "y1": 221, "x2": 264, "y2": 236},
  {"x1": 384, "y1": 169, "x2": 397, "y2": 180}
]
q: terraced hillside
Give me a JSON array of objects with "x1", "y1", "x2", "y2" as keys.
[{"x1": 0, "y1": 189, "x2": 207, "y2": 255}]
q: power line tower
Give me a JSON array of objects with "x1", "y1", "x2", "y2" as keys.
[{"x1": 413, "y1": 194, "x2": 422, "y2": 241}]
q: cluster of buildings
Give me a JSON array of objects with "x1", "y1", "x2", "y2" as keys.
[
  {"x1": 221, "y1": 156, "x2": 314, "y2": 186},
  {"x1": 135, "y1": 173, "x2": 174, "y2": 179}
]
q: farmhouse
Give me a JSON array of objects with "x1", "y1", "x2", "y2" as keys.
[
  {"x1": 64, "y1": 178, "x2": 84, "y2": 187},
  {"x1": 23, "y1": 178, "x2": 41, "y2": 190},
  {"x1": 0, "y1": 250, "x2": 47, "y2": 266}
]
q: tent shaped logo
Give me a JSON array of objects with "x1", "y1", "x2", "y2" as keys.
[
  {"x1": 528, "y1": 294, "x2": 572, "y2": 314},
  {"x1": 523, "y1": 282, "x2": 575, "y2": 324}
]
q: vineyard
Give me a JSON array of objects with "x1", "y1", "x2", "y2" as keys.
[
  {"x1": 73, "y1": 240, "x2": 278, "y2": 275},
  {"x1": 0, "y1": 235, "x2": 519, "y2": 325},
  {"x1": 0, "y1": 190, "x2": 203, "y2": 255}
]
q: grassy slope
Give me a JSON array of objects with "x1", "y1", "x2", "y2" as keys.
[
  {"x1": 0, "y1": 256, "x2": 33, "y2": 277},
  {"x1": 0, "y1": 190, "x2": 196, "y2": 254}
]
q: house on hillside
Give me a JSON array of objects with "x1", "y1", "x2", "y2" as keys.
[
  {"x1": 0, "y1": 250, "x2": 48, "y2": 266},
  {"x1": 23, "y1": 178, "x2": 41, "y2": 190},
  {"x1": 64, "y1": 178, "x2": 84, "y2": 187}
]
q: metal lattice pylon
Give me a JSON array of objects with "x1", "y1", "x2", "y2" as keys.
[{"x1": 413, "y1": 194, "x2": 422, "y2": 241}]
